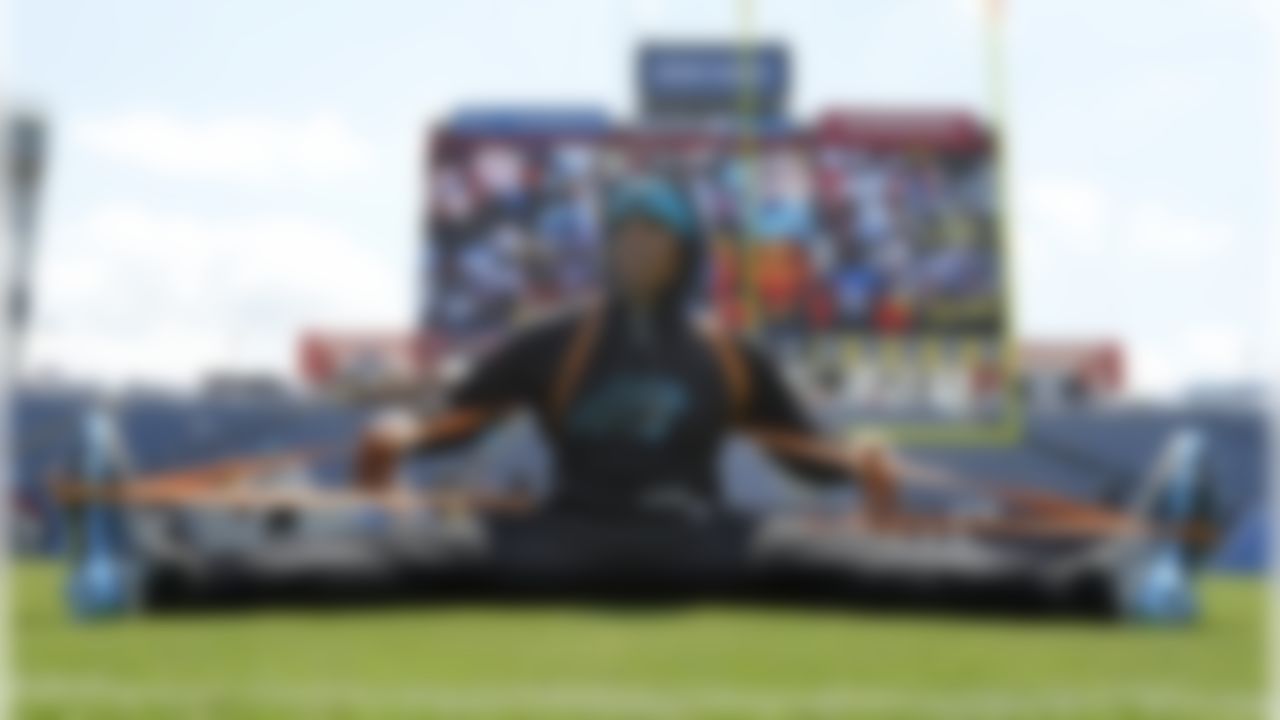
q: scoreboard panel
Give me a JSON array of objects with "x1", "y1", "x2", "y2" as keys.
[{"x1": 422, "y1": 107, "x2": 1018, "y2": 444}]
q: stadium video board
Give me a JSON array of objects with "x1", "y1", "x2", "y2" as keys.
[
  {"x1": 422, "y1": 108, "x2": 1014, "y2": 442},
  {"x1": 638, "y1": 42, "x2": 789, "y2": 121}
]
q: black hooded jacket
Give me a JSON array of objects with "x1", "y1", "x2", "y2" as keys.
[
  {"x1": 440, "y1": 186, "x2": 842, "y2": 517},
  {"x1": 448, "y1": 301, "x2": 841, "y2": 516}
]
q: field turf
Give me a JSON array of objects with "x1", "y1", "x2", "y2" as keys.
[{"x1": 13, "y1": 562, "x2": 1265, "y2": 719}]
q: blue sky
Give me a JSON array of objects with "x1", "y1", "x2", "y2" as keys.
[{"x1": 11, "y1": 0, "x2": 1277, "y2": 395}]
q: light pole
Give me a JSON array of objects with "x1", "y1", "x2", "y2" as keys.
[{"x1": 9, "y1": 112, "x2": 47, "y2": 360}]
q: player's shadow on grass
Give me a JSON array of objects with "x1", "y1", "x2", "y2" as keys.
[{"x1": 135, "y1": 568, "x2": 1128, "y2": 623}]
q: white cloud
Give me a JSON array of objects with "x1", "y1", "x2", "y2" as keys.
[
  {"x1": 75, "y1": 112, "x2": 372, "y2": 186},
  {"x1": 1127, "y1": 326, "x2": 1262, "y2": 398},
  {"x1": 1020, "y1": 176, "x2": 1234, "y2": 262},
  {"x1": 1246, "y1": 0, "x2": 1280, "y2": 31},
  {"x1": 1020, "y1": 176, "x2": 1107, "y2": 253},
  {"x1": 947, "y1": 0, "x2": 994, "y2": 23},
  {"x1": 1016, "y1": 174, "x2": 1261, "y2": 397},
  {"x1": 1183, "y1": 326, "x2": 1251, "y2": 378},
  {"x1": 1125, "y1": 204, "x2": 1233, "y2": 263},
  {"x1": 625, "y1": 0, "x2": 668, "y2": 26},
  {"x1": 27, "y1": 204, "x2": 409, "y2": 386}
]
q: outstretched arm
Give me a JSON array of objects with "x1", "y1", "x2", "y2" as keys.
[
  {"x1": 355, "y1": 405, "x2": 510, "y2": 490},
  {"x1": 742, "y1": 425, "x2": 900, "y2": 520},
  {"x1": 733, "y1": 341, "x2": 900, "y2": 520},
  {"x1": 355, "y1": 320, "x2": 567, "y2": 490}
]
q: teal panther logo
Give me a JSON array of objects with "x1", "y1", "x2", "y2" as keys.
[{"x1": 568, "y1": 374, "x2": 689, "y2": 444}]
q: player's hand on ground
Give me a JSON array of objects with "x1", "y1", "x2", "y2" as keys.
[
  {"x1": 847, "y1": 431, "x2": 900, "y2": 526},
  {"x1": 355, "y1": 412, "x2": 419, "y2": 490},
  {"x1": 848, "y1": 431, "x2": 893, "y2": 469}
]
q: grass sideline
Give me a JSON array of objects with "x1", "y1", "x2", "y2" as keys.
[{"x1": 14, "y1": 562, "x2": 1265, "y2": 719}]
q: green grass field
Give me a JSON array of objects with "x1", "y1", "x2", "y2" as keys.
[{"x1": 13, "y1": 562, "x2": 1266, "y2": 719}]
